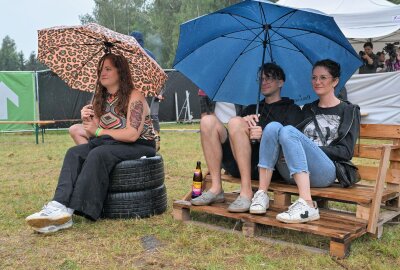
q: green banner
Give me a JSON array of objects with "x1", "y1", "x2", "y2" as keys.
[{"x1": 0, "y1": 72, "x2": 36, "y2": 131}]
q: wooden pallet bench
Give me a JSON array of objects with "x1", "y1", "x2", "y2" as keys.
[
  {"x1": 173, "y1": 124, "x2": 400, "y2": 258},
  {"x1": 0, "y1": 120, "x2": 55, "y2": 144}
]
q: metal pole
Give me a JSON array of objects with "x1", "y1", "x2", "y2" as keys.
[
  {"x1": 34, "y1": 71, "x2": 40, "y2": 121},
  {"x1": 185, "y1": 91, "x2": 192, "y2": 121},
  {"x1": 256, "y1": 43, "x2": 267, "y2": 116},
  {"x1": 175, "y1": 92, "x2": 179, "y2": 122}
]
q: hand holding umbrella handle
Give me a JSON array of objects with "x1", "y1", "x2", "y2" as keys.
[
  {"x1": 245, "y1": 115, "x2": 261, "y2": 145},
  {"x1": 250, "y1": 124, "x2": 261, "y2": 145},
  {"x1": 81, "y1": 104, "x2": 95, "y2": 121}
]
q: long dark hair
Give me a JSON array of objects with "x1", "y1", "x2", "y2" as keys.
[{"x1": 92, "y1": 53, "x2": 134, "y2": 117}]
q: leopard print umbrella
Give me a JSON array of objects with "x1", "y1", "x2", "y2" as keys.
[{"x1": 38, "y1": 23, "x2": 167, "y2": 96}]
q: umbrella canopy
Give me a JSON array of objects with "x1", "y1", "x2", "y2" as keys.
[
  {"x1": 173, "y1": 0, "x2": 362, "y2": 106},
  {"x1": 38, "y1": 23, "x2": 167, "y2": 96}
]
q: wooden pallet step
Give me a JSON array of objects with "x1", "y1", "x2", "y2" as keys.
[{"x1": 174, "y1": 197, "x2": 367, "y2": 241}]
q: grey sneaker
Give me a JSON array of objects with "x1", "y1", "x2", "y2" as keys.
[
  {"x1": 33, "y1": 219, "x2": 73, "y2": 234},
  {"x1": 191, "y1": 190, "x2": 225, "y2": 206},
  {"x1": 227, "y1": 196, "x2": 251, "y2": 213},
  {"x1": 250, "y1": 190, "x2": 269, "y2": 214}
]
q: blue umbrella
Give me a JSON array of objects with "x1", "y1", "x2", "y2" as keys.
[{"x1": 173, "y1": 0, "x2": 362, "y2": 112}]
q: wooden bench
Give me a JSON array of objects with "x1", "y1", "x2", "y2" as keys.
[
  {"x1": 173, "y1": 124, "x2": 400, "y2": 258},
  {"x1": 0, "y1": 120, "x2": 55, "y2": 144}
]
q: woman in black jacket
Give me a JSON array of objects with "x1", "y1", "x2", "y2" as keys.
[{"x1": 249, "y1": 59, "x2": 360, "y2": 224}]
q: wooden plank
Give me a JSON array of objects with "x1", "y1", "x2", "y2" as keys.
[
  {"x1": 377, "y1": 209, "x2": 400, "y2": 226},
  {"x1": 356, "y1": 204, "x2": 370, "y2": 220},
  {"x1": 368, "y1": 145, "x2": 392, "y2": 233},
  {"x1": 358, "y1": 166, "x2": 400, "y2": 184},
  {"x1": 216, "y1": 174, "x2": 398, "y2": 204},
  {"x1": 268, "y1": 182, "x2": 373, "y2": 204},
  {"x1": 354, "y1": 144, "x2": 400, "y2": 161},
  {"x1": 0, "y1": 120, "x2": 55, "y2": 125},
  {"x1": 242, "y1": 221, "x2": 257, "y2": 237},
  {"x1": 360, "y1": 124, "x2": 400, "y2": 139},
  {"x1": 273, "y1": 191, "x2": 291, "y2": 206},
  {"x1": 330, "y1": 240, "x2": 350, "y2": 258},
  {"x1": 181, "y1": 190, "x2": 192, "y2": 201}
]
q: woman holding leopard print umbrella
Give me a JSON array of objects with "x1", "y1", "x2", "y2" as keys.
[{"x1": 26, "y1": 53, "x2": 157, "y2": 233}]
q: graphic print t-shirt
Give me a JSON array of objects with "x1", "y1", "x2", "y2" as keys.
[{"x1": 303, "y1": 103, "x2": 344, "y2": 146}]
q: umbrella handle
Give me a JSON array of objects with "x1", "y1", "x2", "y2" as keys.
[
  {"x1": 250, "y1": 139, "x2": 259, "y2": 145},
  {"x1": 250, "y1": 121, "x2": 260, "y2": 145}
]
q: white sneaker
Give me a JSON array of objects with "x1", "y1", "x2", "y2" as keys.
[
  {"x1": 276, "y1": 198, "x2": 320, "y2": 223},
  {"x1": 33, "y1": 219, "x2": 73, "y2": 234},
  {"x1": 26, "y1": 201, "x2": 72, "y2": 228},
  {"x1": 249, "y1": 190, "x2": 269, "y2": 214}
]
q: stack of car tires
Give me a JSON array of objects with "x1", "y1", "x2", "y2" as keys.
[{"x1": 102, "y1": 155, "x2": 167, "y2": 219}]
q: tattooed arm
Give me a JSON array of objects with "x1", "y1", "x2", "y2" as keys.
[{"x1": 97, "y1": 91, "x2": 148, "y2": 142}]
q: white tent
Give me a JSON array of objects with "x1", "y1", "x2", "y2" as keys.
[
  {"x1": 277, "y1": 0, "x2": 400, "y2": 51},
  {"x1": 276, "y1": 0, "x2": 400, "y2": 124}
]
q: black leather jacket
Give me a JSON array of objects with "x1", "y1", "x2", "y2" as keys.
[{"x1": 297, "y1": 100, "x2": 360, "y2": 161}]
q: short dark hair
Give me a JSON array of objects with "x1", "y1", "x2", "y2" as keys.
[
  {"x1": 376, "y1": 51, "x2": 384, "y2": 57},
  {"x1": 260, "y1": 63, "x2": 285, "y2": 81},
  {"x1": 364, "y1": 42, "x2": 373, "y2": 49},
  {"x1": 313, "y1": 59, "x2": 341, "y2": 78}
]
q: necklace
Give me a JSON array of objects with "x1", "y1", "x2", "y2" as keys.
[
  {"x1": 107, "y1": 91, "x2": 118, "y2": 102},
  {"x1": 260, "y1": 102, "x2": 273, "y2": 124}
]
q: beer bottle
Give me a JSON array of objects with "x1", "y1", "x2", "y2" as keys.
[{"x1": 191, "y1": 161, "x2": 203, "y2": 198}]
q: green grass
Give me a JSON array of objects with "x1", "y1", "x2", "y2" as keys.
[{"x1": 1, "y1": 124, "x2": 399, "y2": 269}]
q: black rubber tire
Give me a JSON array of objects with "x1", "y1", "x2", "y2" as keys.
[
  {"x1": 102, "y1": 184, "x2": 167, "y2": 219},
  {"x1": 109, "y1": 155, "x2": 164, "y2": 193}
]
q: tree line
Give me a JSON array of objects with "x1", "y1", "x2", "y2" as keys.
[
  {"x1": 1, "y1": 0, "x2": 399, "y2": 70},
  {"x1": 79, "y1": 0, "x2": 244, "y2": 68},
  {"x1": 0, "y1": 36, "x2": 46, "y2": 71}
]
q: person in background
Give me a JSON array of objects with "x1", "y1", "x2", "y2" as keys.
[
  {"x1": 359, "y1": 42, "x2": 378, "y2": 74},
  {"x1": 191, "y1": 63, "x2": 302, "y2": 213},
  {"x1": 385, "y1": 47, "x2": 400, "y2": 72},
  {"x1": 198, "y1": 89, "x2": 243, "y2": 121},
  {"x1": 249, "y1": 59, "x2": 360, "y2": 223},
  {"x1": 198, "y1": 89, "x2": 216, "y2": 118},
  {"x1": 376, "y1": 51, "x2": 387, "y2": 72},
  {"x1": 26, "y1": 53, "x2": 157, "y2": 233}
]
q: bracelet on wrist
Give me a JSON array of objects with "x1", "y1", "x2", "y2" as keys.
[{"x1": 95, "y1": 127, "x2": 103, "y2": 137}]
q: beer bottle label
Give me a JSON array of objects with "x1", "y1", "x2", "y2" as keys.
[{"x1": 192, "y1": 181, "x2": 202, "y2": 197}]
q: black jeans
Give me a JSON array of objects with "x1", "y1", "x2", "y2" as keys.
[{"x1": 53, "y1": 136, "x2": 156, "y2": 220}]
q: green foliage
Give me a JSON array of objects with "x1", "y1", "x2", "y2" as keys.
[
  {"x1": 0, "y1": 36, "x2": 21, "y2": 71},
  {"x1": 79, "y1": 0, "x2": 243, "y2": 68},
  {"x1": 24, "y1": 52, "x2": 47, "y2": 71},
  {"x1": 0, "y1": 36, "x2": 47, "y2": 71}
]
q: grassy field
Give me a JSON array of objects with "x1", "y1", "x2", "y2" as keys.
[{"x1": 0, "y1": 123, "x2": 399, "y2": 270}]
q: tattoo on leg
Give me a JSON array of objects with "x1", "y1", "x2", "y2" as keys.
[{"x1": 130, "y1": 100, "x2": 143, "y2": 130}]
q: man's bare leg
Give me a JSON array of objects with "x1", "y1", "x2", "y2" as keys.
[
  {"x1": 69, "y1": 124, "x2": 89, "y2": 145},
  {"x1": 200, "y1": 115, "x2": 227, "y2": 194},
  {"x1": 228, "y1": 117, "x2": 253, "y2": 200}
]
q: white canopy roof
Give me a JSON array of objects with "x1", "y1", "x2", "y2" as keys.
[{"x1": 277, "y1": 0, "x2": 400, "y2": 42}]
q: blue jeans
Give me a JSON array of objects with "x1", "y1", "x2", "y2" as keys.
[{"x1": 258, "y1": 122, "x2": 336, "y2": 187}]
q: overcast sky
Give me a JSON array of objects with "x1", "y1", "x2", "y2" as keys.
[{"x1": 0, "y1": 0, "x2": 95, "y2": 57}]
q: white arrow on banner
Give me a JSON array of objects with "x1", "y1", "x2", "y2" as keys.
[{"x1": 0, "y1": 81, "x2": 19, "y2": 120}]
